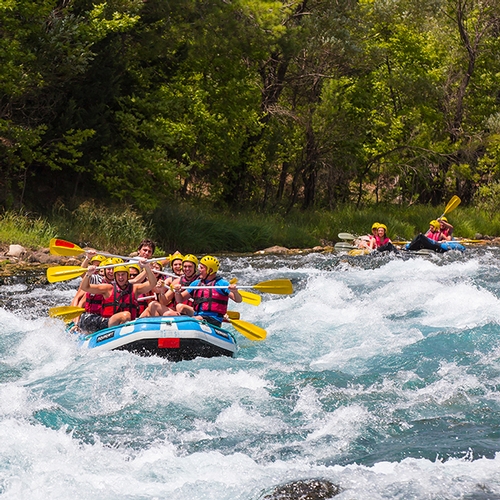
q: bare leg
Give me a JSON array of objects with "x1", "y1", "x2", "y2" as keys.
[
  {"x1": 176, "y1": 304, "x2": 194, "y2": 317},
  {"x1": 108, "y1": 311, "x2": 131, "y2": 326}
]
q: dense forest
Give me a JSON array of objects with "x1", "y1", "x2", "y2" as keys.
[{"x1": 2, "y1": 0, "x2": 500, "y2": 215}]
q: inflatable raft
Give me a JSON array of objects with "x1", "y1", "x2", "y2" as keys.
[
  {"x1": 404, "y1": 234, "x2": 466, "y2": 253},
  {"x1": 76, "y1": 316, "x2": 237, "y2": 361}
]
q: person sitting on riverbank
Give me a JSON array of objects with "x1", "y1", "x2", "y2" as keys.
[
  {"x1": 77, "y1": 258, "x2": 157, "y2": 333},
  {"x1": 172, "y1": 255, "x2": 242, "y2": 327}
]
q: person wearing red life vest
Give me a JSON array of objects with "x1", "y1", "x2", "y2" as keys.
[
  {"x1": 425, "y1": 220, "x2": 442, "y2": 241},
  {"x1": 374, "y1": 224, "x2": 398, "y2": 252},
  {"x1": 70, "y1": 252, "x2": 109, "y2": 308},
  {"x1": 355, "y1": 223, "x2": 379, "y2": 250},
  {"x1": 173, "y1": 255, "x2": 242, "y2": 327},
  {"x1": 140, "y1": 254, "x2": 200, "y2": 318},
  {"x1": 77, "y1": 258, "x2": 157, "y2": 333},
  {"x1": 438, "y1": 217, "x2": 454, "y2": 240}
]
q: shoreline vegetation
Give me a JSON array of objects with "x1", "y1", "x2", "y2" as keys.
[{"x1": 2, "y1": 202, "x2": 500, "y2": 276}]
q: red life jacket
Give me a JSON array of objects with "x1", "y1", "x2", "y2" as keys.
[
  {"x1": 191, "y1": 277, "x2": 229, "y2": 315},
  {"x1": 426, "y1": 230, "x2": 441, "y2": 241},
  {"x1": 169, "y1": 273, "x2": 199, "y2": 309},
  {"x1": 137, "y1": 292, "x2": 151, "y2": 315},
  {"x1": 375, "y1": 235, "x2": 390, "y2": 247},
  {"x1": 84, "y1": 293, "x2": 104, "y2": 314},
  {"x1": 101, "y1": 283, "x2": 140, "y2": 319}
]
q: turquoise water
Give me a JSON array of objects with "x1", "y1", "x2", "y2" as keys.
[{"x1": 1, "y1": 248, "x2": 500, "y2": 499}]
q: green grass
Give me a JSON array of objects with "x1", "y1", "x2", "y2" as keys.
[
  {"x1": 0, "y1": 211, "x2": 56, "y2": 249},
  {"x1": 1, "y1": 201, "x2": 499, "y2": 255}
]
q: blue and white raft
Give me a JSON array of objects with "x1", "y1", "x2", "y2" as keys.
[
  {"x1": 405, "y1": 234, "x2": 466, "y2": 253},
  {"x1": 77, "y1": 316, "x2": 237, "y2": 361}
]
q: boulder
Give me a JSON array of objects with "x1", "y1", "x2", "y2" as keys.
[
  {"x1": 262, "y1": 479, "x2": 340, "y2": 500},
  {"x1": 7, "y1": 244, "x2": 26, "y2": 258},
  {"x1": 26, "y1": 251, "x2": 62, "y2": 264},
  {"x1": 258, "y1": 246, "x2": 290, "y2": 254}
]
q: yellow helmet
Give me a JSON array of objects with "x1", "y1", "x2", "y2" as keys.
[
  {"x1": 371, "y1": 222, "x2": 380, "y2": 230},
  {"x1": 102, "y1": 257, "x2": 124, "y2": 266},
  {"x1": 200, "y1": 255, "x2": 219, "y2": 274},
  {"x1": 440, "y1": 217, "x2": 448, "y2": 223},
  {"x1": 379, "y1": 224, "x2": 387, "y2": 231},
  {"x1": 182, "y1": 254, "x2": 199, "y2": 267},
  {"x1": 127, "y1": 263, "x2": 141, "y2": 273},
  {"x1": 170, "y1": 252, "x2": 184, "y2": 266},
  {"x1": 113, "y1": 265, "x2": 130, "y2": 276},
  {"x1": 429, "y1": 220, "x2": 440, "y2": 229},
  {"x1": 90, "y1": 254, "x2": 106, "y2": 265}
]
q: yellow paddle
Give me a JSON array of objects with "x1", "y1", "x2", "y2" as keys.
[
  {"x1": 49, "y1": 305, "x2": 242, "y2": 321},
  {"x1": 46, "y1": 262, "x2": 128, "y2": 283},
  {"x1": 50, "y1": 238, "x2": 171, "y2": 265},
  {"x1": 185, "y1": 279, "x2": 293, "y2": 295},
  {"x1": 48, "y1": 306, "x2": 85, "y2": 321},
  {"x1": 46, "y1": 257, "x2": 170, "y2": 283},
  {"x1": 348, "y1": 248, "x2": 371, "y2": 256},
  {"x1": 440, "y1": 195, "x2": 461, "y2": 218},
  {"x1": 49, "y1": 238, "x2": 131, "y2": 259},
  {"x1": 238, "y1": 290, "x2": 261, "y2": 306},
  {"x1": 49, "y1": 305, "x2": 264, "y2": 340},
  {"x1": 226, "y1": 318, "x2": 266, "y2": 341}
]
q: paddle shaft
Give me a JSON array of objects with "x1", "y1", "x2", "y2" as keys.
[{"x1": 51, "y1": 258, "x2": 166, "y2": 277}]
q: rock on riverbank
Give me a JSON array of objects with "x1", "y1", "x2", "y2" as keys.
[{"x1": 0, "y1": 244, "x2": 80, "y2": 277}]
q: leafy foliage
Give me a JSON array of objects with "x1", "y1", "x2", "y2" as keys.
[{"x1": 1, "y1": 0, "x2": 500, "y2": 215}]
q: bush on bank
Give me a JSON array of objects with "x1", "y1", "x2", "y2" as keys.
[{"x1": 1, "y1": 201, "x2": 498, "y2": 255}]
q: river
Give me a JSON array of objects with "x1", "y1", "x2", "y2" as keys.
[{"x1": 1, "y1": 247, "x2": 500, "y2": 499}]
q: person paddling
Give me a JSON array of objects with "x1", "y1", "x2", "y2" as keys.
[
  {"x1": 173, "y1": 255, "x2": 242, "y2": 327},
  {"x1": 77, "y1": 258, "x2": 157, "y2": 333},
  {"x1": 438, "y1": 217, "x2": 453, "y2": 240}
]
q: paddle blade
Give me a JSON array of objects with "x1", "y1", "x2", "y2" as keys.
[
  {"x1": 47, "y1": 266, "x2": 86, "y2": 283},
  {"x1": 49, "y1": 306, "x2": 85, "y2": 321},
  {"x1": 252, "y1": 279, "x2": 293, "y2": 295},
  {"x1": 49, "y1": 238, "x2": 85, "y2": 257},
  {"x1": 229, "y1": 319, "x2": 266, "y2": 341},
  {"x1": 338, "y1": 233, "x2": 355, "y2": 241},
  {"x1": 334, "y1": 242, "x2": 356, "y2": 251},
  {"x1": 348, "y1": 249, "x2": 371, "y2": 256},
  {"x1": 442, "y1": 195, "x2": 461, "y2": 216},
  {"x1": 239, "y1": 290, "x2": 262, "y2": 306},
  {"x1": 226, "y1": 311, "x2": 240, "y2": 320}
]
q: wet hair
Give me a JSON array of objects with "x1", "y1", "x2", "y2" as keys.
[{"x1": 137, "y1": 239, "x2": 156, "y2": 253}]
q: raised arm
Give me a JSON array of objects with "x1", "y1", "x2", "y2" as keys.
[
  {"x1": 134, "y1": 259, "x2": 158, "y2": 295},
  {"x1": 81, "y1": 265, "x2": 112, "y2": 297}
]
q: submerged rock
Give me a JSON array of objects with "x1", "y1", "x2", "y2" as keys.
[{"x1": 261, "y1": 479, "x2": 340, "y2": 500}]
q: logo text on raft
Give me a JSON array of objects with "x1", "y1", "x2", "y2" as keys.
[{"x1": 96, "y1": 331, "x2": 115, "y2": 343}]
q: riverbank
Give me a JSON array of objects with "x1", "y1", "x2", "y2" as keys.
[
  {"x1": 2, "y1": 236, "x2": 500, "y2": 279},
  {"x1": 0, "y1": 242, "x2": 335, "y2": 278}
]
